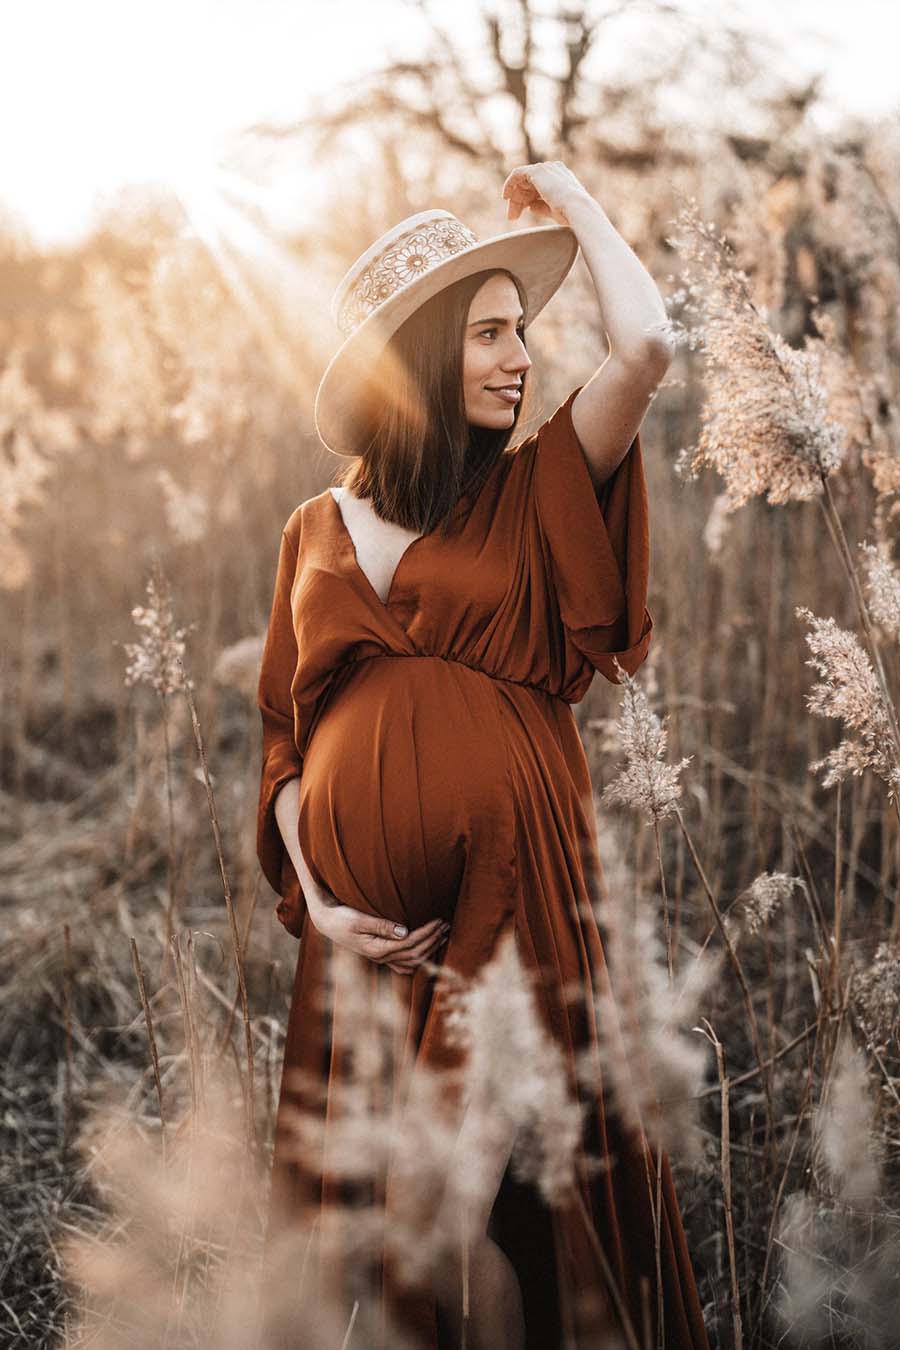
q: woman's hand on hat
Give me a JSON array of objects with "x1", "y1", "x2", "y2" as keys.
[
  {"x1": 501, "y1": 161, "x2": 590, "y2": 226},
  {"x1": 306, "y1": 886, "x2": 450, "y2": 973}
]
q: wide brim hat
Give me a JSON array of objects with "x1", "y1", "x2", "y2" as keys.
[{"x1": 314, "y1": 208, "x2": 579, "y2": 457}]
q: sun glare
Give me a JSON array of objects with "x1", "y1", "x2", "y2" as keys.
[
  {"x1": 1, "y1": 0, "x2": 364, "y2": 249},
  {"x1": 158, "y1": 144, "x2": 337, "y2": 394}
]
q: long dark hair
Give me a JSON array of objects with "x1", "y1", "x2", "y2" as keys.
[{"x1": 333, "y1": 268, "x2": 532, "y2": 538}]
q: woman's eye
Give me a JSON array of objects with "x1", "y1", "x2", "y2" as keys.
[{"x1": 480, "y1": 326, "x2": 526, "y2": 339}]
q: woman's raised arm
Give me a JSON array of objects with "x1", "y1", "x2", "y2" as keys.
[{"x1": 502, "y1": 160, "x2": 674, "y2": 488}]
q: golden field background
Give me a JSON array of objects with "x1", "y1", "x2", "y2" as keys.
[{"x1": 1, "y1": 4, "x2": 899, "y2": 1347}]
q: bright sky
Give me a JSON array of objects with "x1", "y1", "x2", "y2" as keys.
[{"x1": 2, "y1": 0, "x2": 896, "y2": 250}]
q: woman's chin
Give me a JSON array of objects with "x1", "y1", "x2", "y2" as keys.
[{"x1": 468, "y1": 402, "x2": 517, "y2": 427}]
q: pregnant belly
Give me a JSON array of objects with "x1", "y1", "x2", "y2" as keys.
[{"x1": 297, "y1": 654, "x2": 511, "y2": 930}]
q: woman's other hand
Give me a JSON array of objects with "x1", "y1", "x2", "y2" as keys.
[
  {"x1": 307, "y1": 888, "x2": 450, "y2": 974},
  {"x1": 501, "y1": 160, "x2": 590, "y2": 226}
]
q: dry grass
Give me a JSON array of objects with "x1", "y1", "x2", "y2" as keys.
[{"x1": 2, "y1": 83, "x2": 900, "y2": 1350}]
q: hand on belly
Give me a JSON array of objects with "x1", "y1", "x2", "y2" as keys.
[{"x1": 305, "y1": 887, "x2": 450, "y2": 974}]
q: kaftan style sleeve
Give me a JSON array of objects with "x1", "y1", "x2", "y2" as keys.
[
  {"x1": 529, "y1": 384, "x2": 653, "y2": 686},
  {"x1": 256, "y1": 525, "x2": 306, "y2": 937}
]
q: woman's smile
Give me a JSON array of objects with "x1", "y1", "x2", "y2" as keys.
[{"x1": 486, "y1": 384, "x2": 522, "y2": 404}]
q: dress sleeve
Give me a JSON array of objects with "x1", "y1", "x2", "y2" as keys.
[
  {"x1": 533, "y1": 384, "x2": 654, "y2": 685},
  {"x1": 256, "y1": 526, "x2": 306, "y2": 938}
]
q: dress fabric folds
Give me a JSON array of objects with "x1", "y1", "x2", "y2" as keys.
[{"x1": 256, "y1": 386, "x2": 710, "y2": 1349}]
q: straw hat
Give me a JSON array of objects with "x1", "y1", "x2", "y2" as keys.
[{"x1": 314, "y1": 208, "x2": 579, "y2": 457}]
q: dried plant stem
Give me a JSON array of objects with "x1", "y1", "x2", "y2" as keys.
[
  {"x1": 630, "y1": 1062, "x2": 667, "y2": 1350},
  {"x1": 652, "y1": 816, "x2": 674, "y2": 980},
  {"x1": 699, "y1": 1020, "x2": 743, "y2": 1350},
  {"x1": 806, "y1": 960, "x2": 854, "y2": 1191},
  {"x1": 787, "y1": 819, "x2": 830, "y2": 946},
  {"x1": 339, "y1": 1299, "x2": 359, "y2": 1350},
  {"x1": 130, "y1": 936, "x2": 168, "y2": 1161},
  {"x1": 174, "y1": 650, "x2": 258, "y2": 1158},
  {"x1": 568, "y1": 1183, "x2": 642, "y2": 1350},
  {"x1": 158, "y1": 692, "x2": 179, "y2": 978},
  {"x1": 653, "y1": 1143, "x2": 664, "y2": 1350},
  {"x1": 211, "y1": 880, "x2": 260, "y2": 1064},
  {"x1": 186, "y1": 928, "x2": 214, "y2": 1132},
  {"x1": 829, "y1": 785, "x2": 844, "y2": 1011},
  {"x1": 62, "y1": 921, "x2": 73, "y2": 1153},
  {"x1": 753, "y1": 1054, "x2": 814, "y2": 1347},
  {"x1": 636, "y1": 1136, "x2": 664, "y2": 1350},
  {"x1": 166, "y1": 1116, "x2": 201, "y2": 1349},
  {"x1": 461, "y1": 1222, "x2": 470, "y2": 1350},
  {"x1": 549, "y1": 1205, "x2": 577, "y2": 1350},
  {"x1": 673, "y1": 805, "x2": 775, "y2": 1145},
  {"x1": 171, "y1": 933, "x2": 202, "y2": 1118}
]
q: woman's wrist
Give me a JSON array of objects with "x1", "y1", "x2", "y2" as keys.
[
  {"x1": 291, "y1": 850, "x2": 336, "y2": 914},
  {"x1": 559, "y1": 190, "x2": 610, "y2": 230}
]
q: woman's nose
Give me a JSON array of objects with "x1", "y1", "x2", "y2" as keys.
[{"x1": 506, "y1": 343, "x2": 531, "y2": 374}]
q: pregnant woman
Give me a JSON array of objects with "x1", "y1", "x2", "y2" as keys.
[{"x1": 256, "y1": 162, "x2": 709, "y2": 1350}]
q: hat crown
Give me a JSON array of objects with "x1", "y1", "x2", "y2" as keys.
[{"x1": 332, "y1": 209, "x2": 479, "y2": 337}]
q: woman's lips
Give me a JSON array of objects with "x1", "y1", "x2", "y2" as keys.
[{"x1": 487, "y1": 387, "x2": 521, "y2": 404}]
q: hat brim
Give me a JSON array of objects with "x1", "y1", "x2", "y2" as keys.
[{"x1": 314, "y1": 223, "x2": 579, "y2": 457}]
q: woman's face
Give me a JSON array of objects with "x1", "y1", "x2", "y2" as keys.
[{"x1": 462, "y1": 273, "x2": 532, "y2": 427}]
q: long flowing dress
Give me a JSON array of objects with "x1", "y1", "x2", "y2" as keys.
[{"x1": 256, "y1": 386, "x2": 710, "y2": 1350}]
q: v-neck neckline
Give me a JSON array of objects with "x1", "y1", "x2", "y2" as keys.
[
  {"x1": 328, "y1": 486, "x2": 471, "y2": 612},
  {"x1": 328, "y1": 488, "x2": 423, "y2": 610},
  {"x1": 326, "y1": 448, "x2": 518, "y2": 613}
]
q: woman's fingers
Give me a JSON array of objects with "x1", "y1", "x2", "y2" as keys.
[
  {"x1": 389, "y1": 918, "x2": 447, "y2": 955},
  {"x1": 506, "y1": 187, "x2": 535, "y2": 221},
  {"x1": 394, "y1": 925, "x2": 448, "y2": 962},
  {"x1": 357, "y1": 914, "x2": 441, "y2": 947},
  {"x1": 385, "y1": 927, "x2": 450, "y2": 973},
  {"x1": 502, "y1": 166, "x2": 540, "y2": 221},
  {"x1": 359, "y1": 917, "x2": 448, "y2": 960},
  {"x1": 387, "y1": 933, "x2": 449, "y2": 975},
  {"x1": 502, "y1": 161, "x2": 581, "y2": 226},
  {"x1": 501, "y1": 164, "x2": 537, "y2": 198}
]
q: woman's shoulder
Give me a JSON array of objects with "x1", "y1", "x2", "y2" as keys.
[{"x1": 280, "y1": 488, "x2": 336, "y2": 549}]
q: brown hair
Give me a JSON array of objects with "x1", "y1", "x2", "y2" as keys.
[{"x1": 333, "y1": 268, "x2": 532, "y2": 538}]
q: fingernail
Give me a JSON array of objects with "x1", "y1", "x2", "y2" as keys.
[{"x1": 394, "y1": 925, "x2": 407, "y2": 937}]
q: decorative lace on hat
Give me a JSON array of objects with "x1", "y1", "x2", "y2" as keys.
[{"x1": 334, "y1": 212, "x2": 479, "y2": 337}]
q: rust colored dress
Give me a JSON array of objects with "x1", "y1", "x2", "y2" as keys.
[{"x1": 256, "y1": 386, "x2": 709, "y2": 1349}]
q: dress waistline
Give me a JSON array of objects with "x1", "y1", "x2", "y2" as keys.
[{"x1": 348, "y1": 650, "x2": 567, "y2": 703}]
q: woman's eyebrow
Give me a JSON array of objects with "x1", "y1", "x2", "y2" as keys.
[{"x1": 468, "y1": 312, "x2": 526, "y2": 327}]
